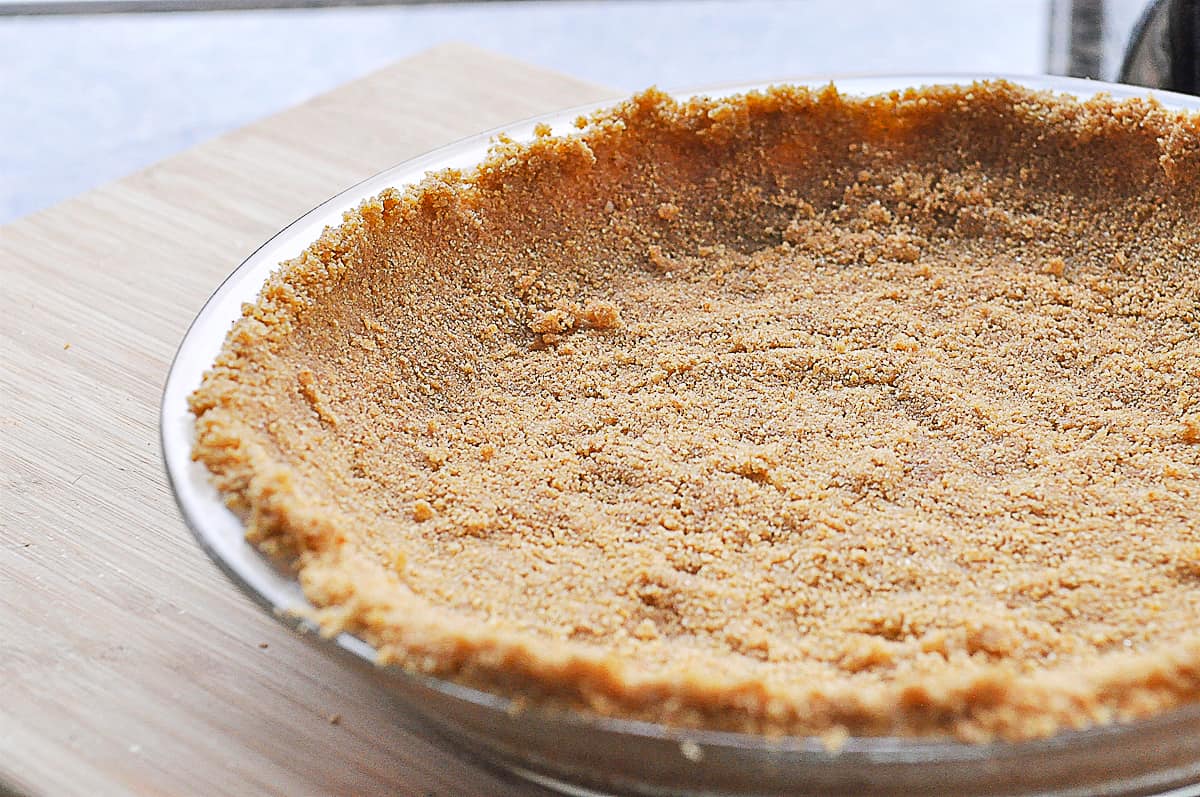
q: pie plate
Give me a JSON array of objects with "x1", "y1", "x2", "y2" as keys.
[{"x1": 162, "y1": 74, "x2": 1200, "y2": 797}]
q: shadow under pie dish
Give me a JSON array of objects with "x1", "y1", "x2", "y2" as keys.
[{"x1": 165, "y1": 76, "x2": 1200, "y2": 796}]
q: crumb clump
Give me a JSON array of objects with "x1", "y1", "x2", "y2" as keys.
[
  {"x1": 529, "y1": 298, "x2": 622, "y2": 345},
  {"x1": 190, "y1": 82, "x2": 1200, "y2": 743}
]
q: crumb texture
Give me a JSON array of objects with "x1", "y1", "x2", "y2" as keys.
[{"x1": 191, "y1": 82, "x2": 1200, "y2": 742}]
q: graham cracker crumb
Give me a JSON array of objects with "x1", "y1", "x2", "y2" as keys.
[
  {"x1": 191, "y1": 82, "x2": 1200, "y2": 744},
  {"x1": 580, "y1": 299, "x2": 622, "y2": 329},
  {"x1": 422, "y1": 447, "x2": 449, "y2": 470},
  {"x1": 530, "y1": 307, "x2": 575, "y2": 335},
  {"x1": 296, "y1": 369, "x2": 339, "y2": 427},
  {"x1": 633, "y1": 618, "x2": 660, "y2": 640},
  {"x1": 412, "y1": 500, "x2": 434, "y2": 522},
  {"x1": 647, "y1": 244, "x2": 675, "y2": 271}
]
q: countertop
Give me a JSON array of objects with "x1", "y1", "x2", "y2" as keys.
[{"x1": 1, "y1": 43, "x2": 623, "y2": 797}]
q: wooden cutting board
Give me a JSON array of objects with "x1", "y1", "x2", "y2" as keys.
[{"x1": 0, "y1": 44, "x2": 616, "y2": 797}]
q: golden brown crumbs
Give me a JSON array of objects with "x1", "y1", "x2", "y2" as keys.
[
  {"x1": 191, "y1": 82, "x2": 1200, "y2": 743},
  {"x1": 412, "y1": 500, "x2": 435, "y2": 522},
  {"x1": 296, "y1": 368, "x2": 339, "y2": 428},
  {"x1": 580, "y1": 299, "x2": 622, "y2": 329},
  {"x1": 530, "y1": 307, "x2": 574, "y2": 335},
  {"x1": 1182, "y1": 416, "x2": 1200, "y2": 443}
]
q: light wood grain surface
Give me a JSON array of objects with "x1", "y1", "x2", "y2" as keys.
[{"x1": 0, "y1": 44, "x2": 616, "y2": 797}]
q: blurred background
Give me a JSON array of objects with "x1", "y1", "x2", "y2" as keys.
[{"x1": 0, "y1": 0, "x2": 1184, "y2": 223}]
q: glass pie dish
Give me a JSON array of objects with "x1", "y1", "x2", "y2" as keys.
[{"x1": 161, "y1": 74, "x2": 1200, "y2": 797}]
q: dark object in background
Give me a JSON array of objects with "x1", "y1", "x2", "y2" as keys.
[
  {"x1": 1122, "y1": 0, "x2": 1200, "y2": 92},
  {"x1": 1050, "y1": 0, "x2": 1200, "y2": 93}
]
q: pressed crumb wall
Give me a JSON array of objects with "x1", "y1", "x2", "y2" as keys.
[{"x1": 191, "y1": 82, "x2": 1200, "y2": 742}]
